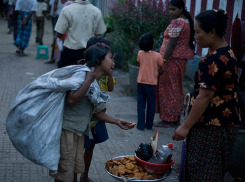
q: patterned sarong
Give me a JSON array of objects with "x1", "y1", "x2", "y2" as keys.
[
  {"x1": 184, "y1": 125, "x2": 237, "y2": 181},
  {"x1": 14, "y1": 11, "x2": 32, "y2": 49}
]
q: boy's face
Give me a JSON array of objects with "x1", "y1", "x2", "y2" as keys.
[{"x1": 101, "y1": 52, "x2": 115, "y2": 76}]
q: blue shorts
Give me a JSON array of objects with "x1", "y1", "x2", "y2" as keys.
[{"x1": 84, "y1": 120, "x2": 109, "y2": 149}]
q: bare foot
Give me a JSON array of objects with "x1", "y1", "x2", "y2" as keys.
[{"x1": 80, "y1": 175, "x2": 95, "y2": 182}]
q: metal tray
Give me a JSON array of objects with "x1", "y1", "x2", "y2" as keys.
[{"x1": 104, "y1": 155, "x2": 172, "y2": 182}]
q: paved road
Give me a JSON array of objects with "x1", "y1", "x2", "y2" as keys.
[{"x1": 0, "y1": 17, "x2": 195, "y2": 182}]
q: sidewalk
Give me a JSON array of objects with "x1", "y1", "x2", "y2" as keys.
[{"x1": 0, "y1": 17, "x2": 192, "y2": 182}]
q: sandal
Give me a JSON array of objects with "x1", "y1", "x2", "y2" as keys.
[
  {"x1": 153, "y1": 120, "x2": 171, "y2": 128},
  {"x1": 45, "y1": 59, "x2": 55, "y2": 64}
]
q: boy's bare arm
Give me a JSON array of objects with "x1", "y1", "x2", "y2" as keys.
[
  {"x1": 93, "y1": 112, "x2": 134, "y2": 130},
  {"x1": 66, "y1": 68, "x2": 95, "y2": 106},
  {"x1": 107, "y1": 74, "x2": 114, "y2": 92}
]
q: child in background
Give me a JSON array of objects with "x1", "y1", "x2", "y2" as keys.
[
  {"x1": 50, "y1": 44, "x2": 134, "y2": 182},
  {"x1": 136, "y1": 33, "x2": 164, "y2": 130},
  {"x1": 81, "y1": 36, "x2": 116, "y2": 182},
  {"x1": 34, "y1": 0, "x2": 48, "y2": 45}
]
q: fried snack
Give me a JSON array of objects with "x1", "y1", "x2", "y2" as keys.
[
  {"x1": 133, "y1": 172, "x2": 144, "y2": 180},
  {"x1": 118, "y1": 165, "x2": 126, "y2": 175},
  {"x1": 138, "y1": 166, "x2": 143, "y2": 172},
  {"x1": 130, "y1": 161, "x2": 137, "y2": 164},
  {"x1": 122, "y1": 159, "x2": 131, "y2": 165},
  {"x1": 117, "y1": 158, "x2": 125, "y2": 163},
  {"x1": 112, "y1": 158, "x2": 122, "y2": 165},
  {"x1": 143, "y1": 175, "x2": 155, "y2": 180},
  {"x1": 128, "y1": 122, "x2": 136, "y2": 127},
  {"x1": 128, "y1": 155, "x2": 136, "y2": 161},
  {"x1": 133, "y1": 165, "x2": 138, "y2": 170},
  {"x1": 125, "y1": 163, "x2": 135, "y2": 170},
  {"x1": 105, "y1": 160, "x2": 114, "y2": 171},
  {"x1": 142, "y1": 172, "x2": 148, "y2": 179},
  {"x1": 125, "y1": 169, "x2": 133, "y2": 173},
  {"x1": 133, "y1": 168, "x2": 139, "y2": 174},
  {"x1": 111, "y1": 166, "x2": 118, "y2": 176}
]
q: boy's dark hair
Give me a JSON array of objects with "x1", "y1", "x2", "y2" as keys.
[
  {"x1": 138, "y1": 33, "x2": 154, "y2": 52},
  {"x1": 84, "y1": 44, "x2": 111, "y2": 68},
  {"x1": 169, "y1": 0, "x2": 195, "y2": 50},
  {"x1": 86, "y1": 36, "x2": 111, "y2": 48},
  {"x1": 195, "y1": 9, "x2": 228, "y2": 38}
]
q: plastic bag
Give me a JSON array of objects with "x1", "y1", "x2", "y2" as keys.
[
  {"x1": 148, "y1": 144, "x2": 173, "y2": 164},
  {"x1": 6, "y1": 65, "x2": 110, "y2": 171},
  {"x1": 135, "y1": 143, "x2": 153, "y2": 161}
]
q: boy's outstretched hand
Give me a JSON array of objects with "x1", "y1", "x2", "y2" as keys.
[
  {"x1": 93, "y1": 112, "x2": 135, "y2": 130},
  {"x1": 117, "y1": 120, "x2": 136, "y2": 130}
]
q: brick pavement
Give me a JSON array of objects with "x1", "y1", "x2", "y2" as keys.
[{"x1": 0, "y1": 17, "x2": 195, "y2": 182}]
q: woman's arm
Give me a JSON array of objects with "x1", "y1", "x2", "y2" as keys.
[
  {"x1": 163, "y1": 38, "x2": 178, "y2": 60},
  {"x1": 172, "y1": 88, "x2": 215, "y2": 141},
  {"x1": 66, "y1": 68, "x2": 95, "y2": 106}
]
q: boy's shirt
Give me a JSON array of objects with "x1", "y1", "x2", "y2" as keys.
[
  {"x1": 137, "y1": 50, "x2": 164, "y2": 85},
  {"x1": 90, "y1": 76, "x2": 116, "y2": 127},
  {"x1": 36, "y1": 2, "x2": 47, "y2": 17}
]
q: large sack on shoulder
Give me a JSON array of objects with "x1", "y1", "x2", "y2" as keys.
[{"x1": 6, "y1": 65, "x2": 109, "y2": 171}]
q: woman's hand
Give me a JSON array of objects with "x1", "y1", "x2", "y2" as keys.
[
  {"x1": 159, "y1": 64, "x2": 166, "y2": 75},
  {"x1": 172, "y1": 124, "x2": 190, "y2": 141},
  {"x1": 116, "y1": 119, "x2": 135, "y2": 130}
]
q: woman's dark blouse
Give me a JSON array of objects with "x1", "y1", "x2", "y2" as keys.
[{"x1": 188, "y1": 46, "x2": 240, "y2": 127}]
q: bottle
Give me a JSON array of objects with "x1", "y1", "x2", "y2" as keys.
[
  {"x1": 161, "y1": 143, "x2": 173, "y2": 164},
  {"x1": 148, "y1": 143, "x2": 173, "y2": 164}
]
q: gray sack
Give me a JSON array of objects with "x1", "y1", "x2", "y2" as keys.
[{"x1": 5, "y1": 65, "x2": 109, "y2": 171}]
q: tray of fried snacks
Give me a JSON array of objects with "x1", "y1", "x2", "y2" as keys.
[{"x1": 104, "y1": 155, "x2": 172, "y2": 182}]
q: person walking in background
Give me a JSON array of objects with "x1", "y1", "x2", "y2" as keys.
[
  {"x1": 4, "y1": 0, "x2": 12, "y2": 33},
  {"x1": 54, "y1": 0, "x2": 106, "y2": 68},
  {"x1": 34, "y1": 0, "x2": 48, "y2": 45},
  {"x1": 14, "y1": 0, "x2": 37, "y2": 56},
  {"x1": 173, "y1": 9, "x2": 240, "y2": 181},
  {"x1": 136, "y1": 33, "x2": 164, "y2": 131},
  {"x1": 7, "y1": 0, "x2": 18, "y2": 41},
  {"x1": 45, "y1": 0, "x2": 68, "y2": 64},
  {"x1": 82, "y1": 36, "x2": 116, "y2": 182},
  {"x1": 154, "y1": 0, "x2": 195, "y2": 128}
]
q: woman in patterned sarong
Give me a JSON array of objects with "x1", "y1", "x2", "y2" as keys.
[
  {"x1": 14, "y1": 0, "x2": 37, "y2": 56},
  {"x1": 154, "y1": 0, "x2": 195, "y2": 128},
  {"x1": 173, "y1": 9, "x2": 240, "y2": 181}
]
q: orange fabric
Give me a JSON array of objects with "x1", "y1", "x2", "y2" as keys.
[
  {"x1": 137, "y1": 50, "x2": 164, "y2": 85},
  {"x1": 160, "y1": 18, "x2": 194, "y2": 60}
]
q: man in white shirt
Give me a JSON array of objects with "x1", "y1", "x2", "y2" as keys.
[
  {"x1": 54, "y1": 0, "x2": 106, "y2": 68},
  {"x1": 34, "y1": 0, "x2": 48, "y2": 45}
]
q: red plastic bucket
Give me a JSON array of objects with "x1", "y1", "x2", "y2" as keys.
[{"x1": 135, "y1": 154, "x2": 174, "y2": 174}]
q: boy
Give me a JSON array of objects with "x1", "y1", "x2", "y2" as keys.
[
  {"x1": 136, "y1": 33, "x2": 164, "y2": 130},
  {"x1": 50, "y1": 44, "x2": 134, "y2": 182}
]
